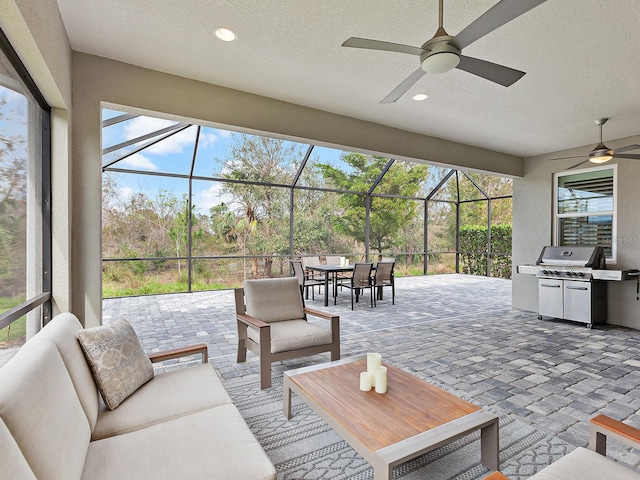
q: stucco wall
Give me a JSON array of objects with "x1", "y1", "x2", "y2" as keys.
[{"x1": 514, "y1": 136, "x2": 640, "y2": 329}]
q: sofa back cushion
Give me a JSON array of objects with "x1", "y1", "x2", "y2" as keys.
[
  {"x1": 32, "y1": 312, "x2": 100, "y2": 431},
  {"x1": 243, "y1": 277, "x2": 305, "y2": 322},
  {"x1": 0, "y1": 417, "x2": 37, "y2": 479},
  {"x1": 0, "y1": 340, "x2": 91, "y2": 480}
]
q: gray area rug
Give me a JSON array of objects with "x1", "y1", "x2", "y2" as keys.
[{"x1": 225, "y1": 372, "x2": 578, "y2": 480}]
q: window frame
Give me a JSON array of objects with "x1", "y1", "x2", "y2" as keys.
[
  {"x1": 0, "y1": 27, "x2": 52, "y2": 332},
  {"x1": 553, "y1": 164, "x2": 617, "y2": 263}
]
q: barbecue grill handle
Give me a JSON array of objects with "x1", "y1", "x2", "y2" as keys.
[
  {"x1": 566, "y1": 285, "x2": 589, "y2": 291},
  {"x1": 540, "y1": 283, "x2": 561, "y2": 288}
]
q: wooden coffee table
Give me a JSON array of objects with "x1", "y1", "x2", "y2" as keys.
[{"x1": 283, "y1": 356, "x2": 499, "y2": 480}]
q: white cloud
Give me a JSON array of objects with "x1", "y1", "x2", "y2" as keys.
[
  {"x1": 124, "y1": 117, "x2": 197, "y2": 155},
  {"x1": 194, "y1": 184, "x2": 233, "y2": 215},
  {"x1": 119, "y1": 186, "x2": 134, "y2": 201},
  {"x1": 120, "y1": 153, "x2": 159, "y2": 171}
]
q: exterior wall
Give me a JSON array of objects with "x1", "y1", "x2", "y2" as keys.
[
  {"x1": 0, "y1": 0, "x2": 74, "y2": 325},
  {"x1": 71, "y1": 53, "x2": 523, "y2": 327},
  {"x1": 514, "y1": 135, "x2": 640, "y2": 329}
]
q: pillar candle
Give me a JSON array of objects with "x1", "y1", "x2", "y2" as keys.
[
  {"x1": 359, "y1": 372, "x2": 372, "y2": 391},
  {"x1": 375, "y1": 366, "x2": 388, "y2": 394},
  {"x1": 367, "y1": 353, "x2": 382, "y2": 387}
]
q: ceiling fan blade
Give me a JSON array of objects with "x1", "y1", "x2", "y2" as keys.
[
  {"x1": 613, "y1": 144, "x2": 640, "y2": 154},
  {"x1": 457, "y1": 55, "x2": 526, "y2": 87},
  {"x1": 380, "y1": 68, "x2": 426, "y2": 104},
  {"x1": 613, "y1": 154, "x2": 640, "y2": 160},
  {"x1": 568, "y1": 159, "x2": 589, "y2": 170},
  {"x1": 342, "y1": 37, "x2": 425, "y2": 56},
  {"x1": 453, "y1": 0, "x2": 548, "y2": 50},
  {"x1": 550, "y1": 156, "x2": 585, "y2": 161}
]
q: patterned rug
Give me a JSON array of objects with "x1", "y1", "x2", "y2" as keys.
[{"x1": 224, "y1": 372, "x2": 578, "y2": 480}]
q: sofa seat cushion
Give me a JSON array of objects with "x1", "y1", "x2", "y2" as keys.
[
  {"x1": 530, "y1": 447, "x2": 640, "y2": 480},
  {"x1": 77, "y1": 317, "x2": 154, "y2": 410},
  {"x1": 83, "y1": 405, "x2": 276, "y2": 480},
  {"x1": 248, "y1": 319, "x2": 333, "y2": 354},
  {"x1": 92, "y1": 363, "x2": 232, "y2": 440}
]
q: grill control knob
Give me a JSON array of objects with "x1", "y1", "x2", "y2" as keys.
[
  {"x1": 554, "y1": 271, "x2": 560, "y2": 275},
  {"x1": 578, "y1": 272, "x2": 585, "y2": 277}
]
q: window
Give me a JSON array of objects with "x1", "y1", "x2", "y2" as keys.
[
  {"x1": 0, "y1": 28, "x2": 51, "y2": 344},
  {"x1": 554, "y1": 165, "x2": 616, "y2": 262}
]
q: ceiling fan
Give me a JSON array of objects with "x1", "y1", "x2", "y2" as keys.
[
  {"x1": 341, "y1": 0, "x2": 547, "y2": 104},
  {"x1": 552, "y1": 118, "x2": 640, "y2": 170}
]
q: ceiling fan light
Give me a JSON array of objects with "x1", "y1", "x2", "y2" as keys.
[
  {"x1": 589, "y1": 154, "x2": 613, "y2": 164},
  {"x1": 421, "y1": 43, "x2": 460, "y2": 74}
]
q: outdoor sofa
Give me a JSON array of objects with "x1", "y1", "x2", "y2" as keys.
[{"x1": 0, "y1": 312, "x2": 276, "y2": 480}]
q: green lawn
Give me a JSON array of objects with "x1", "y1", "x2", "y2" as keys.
[{"x1": 0, "y1": 296, "x2": 26, "y2": 343}]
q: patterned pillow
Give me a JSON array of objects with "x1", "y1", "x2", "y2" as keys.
[{"x1": 76, "y1": 317, "x2": 154, "y2": 410}]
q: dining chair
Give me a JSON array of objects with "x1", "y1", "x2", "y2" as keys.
[
  {"x1": 341, "y1": 263, "x2": 375, "y2": 309},
  {"x1": 235, "y1": 277, "x2": 340, "y2": 389},
  {"x1": 374, "y1": 261, "x2": 395, "y2": 305},
  {"x1": 291, "y1": 260, "x2": 323, "y2": 300}
]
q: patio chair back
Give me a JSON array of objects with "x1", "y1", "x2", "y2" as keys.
[
  {"x1": 325, "y1": 255, "x2": 341, "y2": 265},
  {"x1": 301, "y1": 256, "x2": 320, "y2": 268},
  {"x1": 352, "y1": 263, "x2": 374, "y2": 288},
  {"x1": 374, "y1": 261, "x2": 395, "y2": 305}
]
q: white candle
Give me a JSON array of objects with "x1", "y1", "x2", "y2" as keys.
[
  {"x1": 367, "y1": 353, "x2": 382, "y2": 387},
  {"x1": 340, "y1": 256, "x2": 345, "y2": 266},
  {"x1": 375, "y1": 366, "x2": 387, "y2": 394},
  {"x1": 345, "y1": 259, "x2": 349, "y2": 266},
  {"x1": 359, "y1": 372, "x2": 372, "y2": 391}
]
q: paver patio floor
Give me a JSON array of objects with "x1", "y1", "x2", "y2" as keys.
[{"x1": 103, "y1": 273, "x2": 640, "y2": 470}]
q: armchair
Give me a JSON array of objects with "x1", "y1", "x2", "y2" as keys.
[
  {"x1": 485, "y1": 414, "x2": 640, "y2": 480},
  {"x1": 235, "y1": 277, "x2": 340, "y2": 389}
]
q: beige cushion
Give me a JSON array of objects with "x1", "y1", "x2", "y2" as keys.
[
  {"x1": 530, "y1": 447, "x2": 640, "y2": 480},
  {"x1": 83, "y1": 405, "x2": 276, "y2": 480},
  {"x1": 0, "y1": 417, "x2": 37, "y2": 479},
  {"x1": 243, "y1": 277, "x2": 304, "y2": 322},
  {"x1": 0, "y1": 340, "x2": 90, "y2": 480},
  {"x1": 92, "y1": 363, "x2": 232, "y2": 440},
  {"x1": 77, "y1": 317, "x2": 154, "y2": 410},
  {"x1": 248, "y1": 319, "x2": 333, "y2": 353},
  {"x1": 32, "y1": 312, "x2": 100, "y2": 431}
]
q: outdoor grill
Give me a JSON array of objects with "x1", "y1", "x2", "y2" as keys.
[
  {"x1": 517, "y1": 246, "x2": 640, "y2": 328},
  {"x1": 535, "y1": 245, "x2": 607, "y2": 328}
]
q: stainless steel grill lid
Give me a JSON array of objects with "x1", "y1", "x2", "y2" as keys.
[{"x1": 536, "y1": 246, "x2": 606, "y2": 268}]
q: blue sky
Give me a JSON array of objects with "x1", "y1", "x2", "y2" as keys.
[{"x1": 102, "y1": 109, "x2": 348, "y2": 215}]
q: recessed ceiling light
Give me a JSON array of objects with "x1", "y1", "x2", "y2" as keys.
[
  {"x1": 412, "y1": 93, "x2": 429, "y2": 101},
  {"x1": 214, "y1": 27, "x2": 237, "y2": 42}
]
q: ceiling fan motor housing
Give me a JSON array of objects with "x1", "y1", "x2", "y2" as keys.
[{"x1": 420, "y1": 35, "x2": 461, "y2": 74}]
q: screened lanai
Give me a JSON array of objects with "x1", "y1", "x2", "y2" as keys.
[{"x1": 101, "y1": 109, "x2": 513, "y2": 298}]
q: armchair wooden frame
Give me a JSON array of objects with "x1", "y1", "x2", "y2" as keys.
[
  {"x1": 148, "y1": 343, "x2": 209, "y2": 364},
  {"x1": 235, "y1": 287, "x2": 340, "y2": 389}
]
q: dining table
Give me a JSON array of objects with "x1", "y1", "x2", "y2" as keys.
[{"x1": 305, "y1": 264, "x2": 354, "y2": 307}]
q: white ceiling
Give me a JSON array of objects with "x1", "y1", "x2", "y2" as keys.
[{"x1": 56, "y1": 0, "x2": 640, "y2": 158}]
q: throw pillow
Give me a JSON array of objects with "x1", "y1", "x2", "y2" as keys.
[{"x1": 76, "y1": 317, "x2": 154, "y2": 410}]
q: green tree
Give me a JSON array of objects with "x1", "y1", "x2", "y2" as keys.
[
  {"x1": 215, "y1": 134, "x2": 301, "y2": 278},
  {"x1": 317, "y1": 154, "x2": 428, "y2": 255}
]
